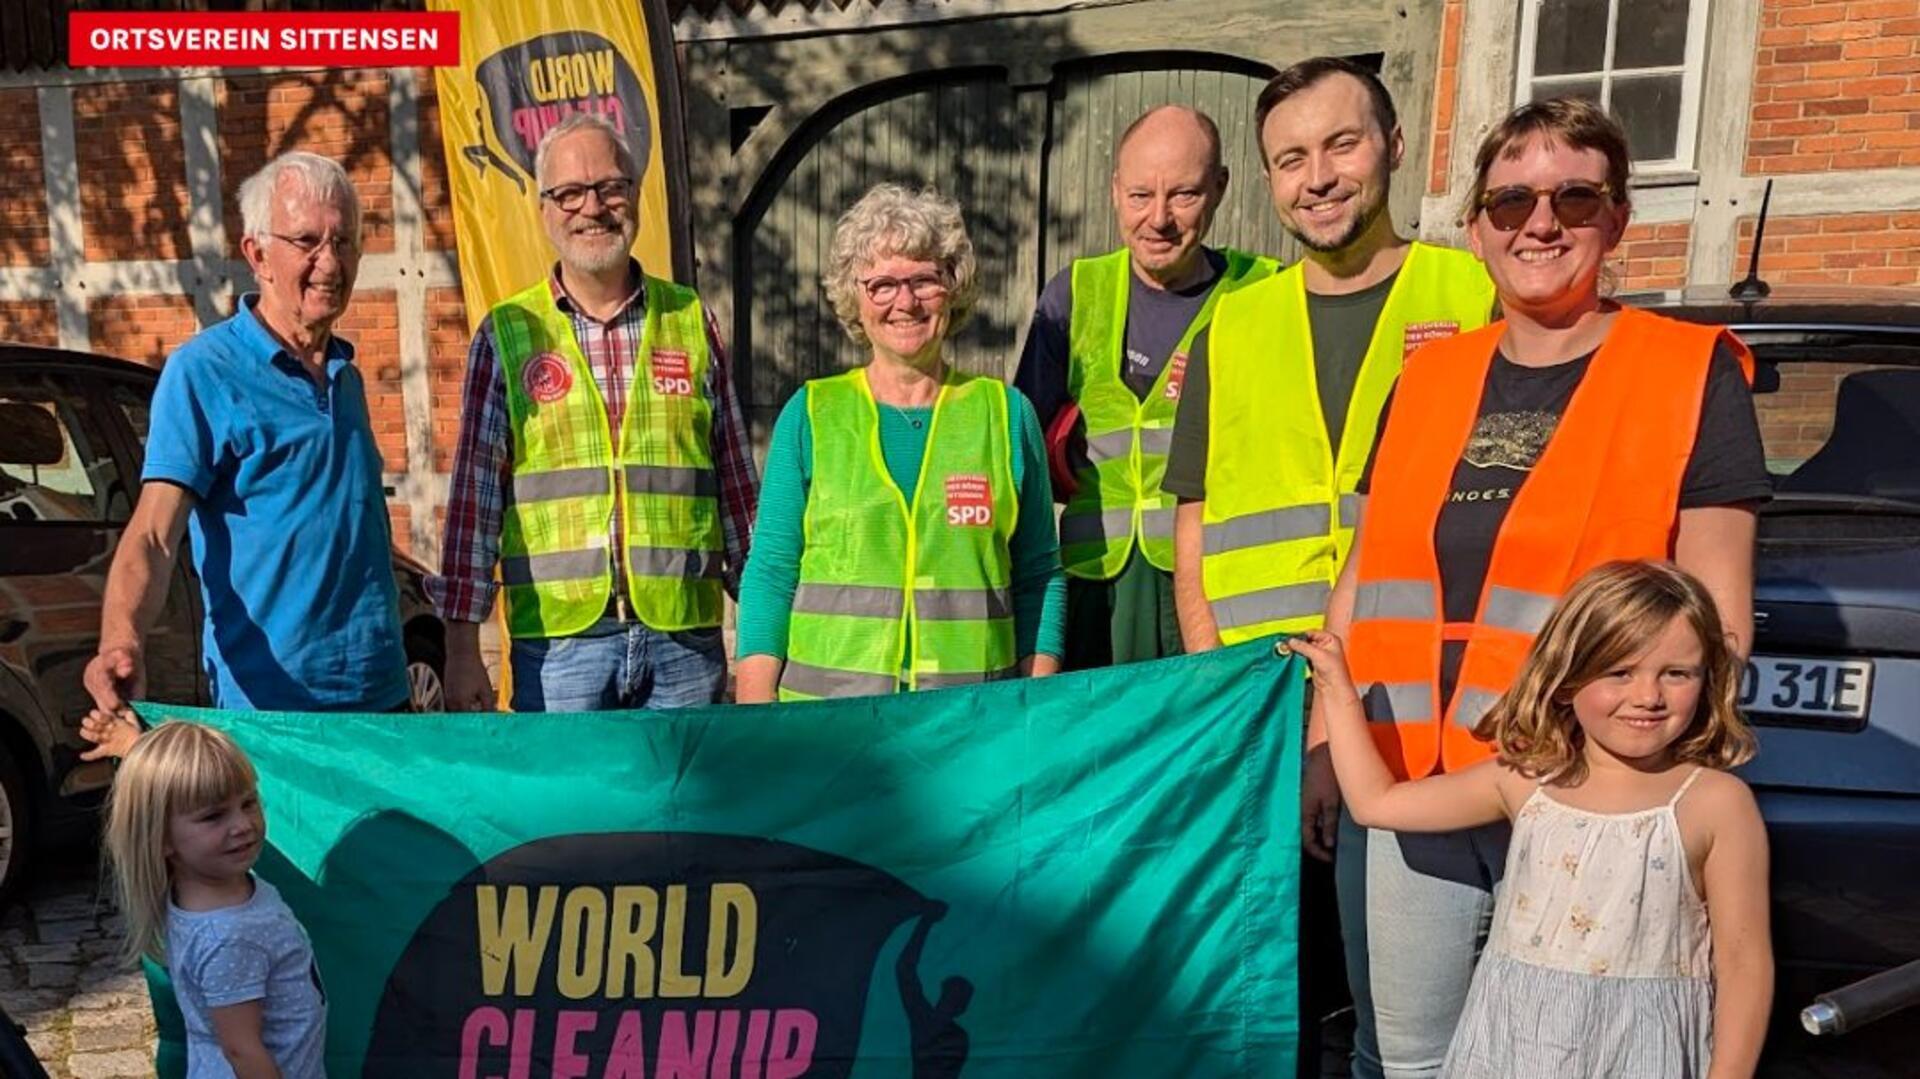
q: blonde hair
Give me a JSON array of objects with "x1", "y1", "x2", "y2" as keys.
[
  {"x1": 1475, "y1": 561, "x2": 1756, "y2": 785},
  {"x1": 103, "y1": 722, "x2": 260, "y2": 964},
  {"x1": 822, "y1": 182, "x2": 980, "y2": 346}
]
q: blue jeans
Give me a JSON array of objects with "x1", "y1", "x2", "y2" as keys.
[
  {"x1": 509, "y1": 616, "x2": 726, "y2": 712},
  {"x1": 1335, "y1": 810, "x2": 1508, "y2": 1079}
]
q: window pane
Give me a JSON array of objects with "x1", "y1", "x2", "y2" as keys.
[
  {"x1": 1612, "y1": 73, "x2": 1684, "y2": 161},
  {"x1": 0, "y1": 377, "x2": 122, "y2": 524},
  {"x1": 1534, "y1": 0, "x2": 1610, "y2": 76},
  {"x1": 1532, "y1": 78, "x2": 1604, "y2": 108},
  {"x1": 1615, "y1": 0, "x2": 1690, "y2": 69}
]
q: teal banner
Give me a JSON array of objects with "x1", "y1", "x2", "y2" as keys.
[{"x1": 149, "y1": 640, "x2": 1302, "y2": 1077}]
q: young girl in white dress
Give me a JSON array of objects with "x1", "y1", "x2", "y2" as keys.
[{"x1": 1291, "y1": 560, "x2": 1772, "y2": 1079}]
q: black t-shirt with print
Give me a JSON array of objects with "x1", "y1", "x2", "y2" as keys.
[{"x1": 1358, "y1": 340, "x2": 1770, "y2": 706}]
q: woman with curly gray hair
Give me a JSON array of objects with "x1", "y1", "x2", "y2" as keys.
[{"x1": 735, "y1": 183, "x2": 1066, "y2": 701}]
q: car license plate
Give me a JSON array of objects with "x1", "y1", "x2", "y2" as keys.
[{"x1": 1740, "y1": 654, "x2": 1873, "y2": 728}]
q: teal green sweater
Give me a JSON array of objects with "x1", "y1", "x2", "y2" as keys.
[{"x1": 737, "y1": 386, "x2": 1067, "y2": 660}]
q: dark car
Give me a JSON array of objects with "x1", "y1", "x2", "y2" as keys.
[
  {"x1": 0, "y1": 342, "x2": 445, "y2": 904},
  {"x1": 1634, "y1": 285, "x2": 1920, "y2": 1034}
]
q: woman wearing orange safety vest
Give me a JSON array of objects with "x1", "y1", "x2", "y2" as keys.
[{"x1": 1310, "y1": 99, "x2": 1772, "y2": 1079}]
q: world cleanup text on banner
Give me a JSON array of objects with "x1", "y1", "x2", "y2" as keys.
[
  {"x1": 153, "y1": 641, "x2": 1303, "y2": 1077},
  {"x1": 427, "y1": 0, "x2": 689, "y2": 324}
]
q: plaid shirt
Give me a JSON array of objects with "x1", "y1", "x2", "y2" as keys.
[{"x1": 428, "y1": 263, "x2": 759, "y2": 625}]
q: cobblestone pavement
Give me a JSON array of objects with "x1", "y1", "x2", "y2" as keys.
[{"x1": 4, "y1": 851, "x2": 155, "y2": 1079}]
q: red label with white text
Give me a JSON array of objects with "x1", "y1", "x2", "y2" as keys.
[
  {"x1": 1163, "y1": 352, "x2": 1190, "y2": 400},
  {"x1": 650, "y1": 349, "x2": 694, "y2": 397},
  {"x1": 523, "y1": 353, "x2": 573, "y2": 404},
  {"x1": 1402, "y1": 321, "x2": 1461, "y2": 358},
  {"x1": 69, "y1": 12, "x2": 459, "y2": 67},
  {"x1": 945, "y1": 474, "x2": 994, "y2": 528}
]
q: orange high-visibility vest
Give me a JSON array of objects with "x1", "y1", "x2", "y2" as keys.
[{"x1": 1348, "y1": 307, "x2": 1753, "y2": 780}]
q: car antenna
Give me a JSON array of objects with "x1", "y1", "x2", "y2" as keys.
[{"x1": 1729, "y1": 179, "x2": 1774, "y2": 301}]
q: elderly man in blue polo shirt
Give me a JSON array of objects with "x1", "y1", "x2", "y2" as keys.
[{"x1": 82, "y1": 150, "x2": 408, "y2": 719}]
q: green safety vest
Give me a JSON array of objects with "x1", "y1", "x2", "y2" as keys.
[
  {"x1": 1059, "y1": 246, "x2": 1279, "y2": 579},
  {"x1": 493, "y1": 275, "x2": 723, "y2": 638},
  {"x1": 779, "y1": 367, "x2": 1020, "y2": 701},
  {"x1": 1201, "y1": 241, "x2": 1496, "y2": 643}
]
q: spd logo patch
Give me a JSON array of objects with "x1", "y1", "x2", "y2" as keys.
[
  {"x1": 1402, "y1": 321, "x2": 1461, "y2": 358},
  {"x1": 1163, "y1": 351, "x2": 1190, "y2": 400},
  {"x1": 945, "y1": 474, "x2": 994, "y2": 528},
  {"x1": 522, "y1": 352, "x2": 573, "y2": 404},
  {"x1": 650, "y1": 349, "x2": 694, "y2": 396}
]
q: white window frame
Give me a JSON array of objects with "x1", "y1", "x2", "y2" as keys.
[{"x1": 1515, "y1": 0, "x2": 1713, "y2": 176}]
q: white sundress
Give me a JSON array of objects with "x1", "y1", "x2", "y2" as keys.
[{"x1": 1441, "y1": 768, "x2": 1715, "y2": 1078}]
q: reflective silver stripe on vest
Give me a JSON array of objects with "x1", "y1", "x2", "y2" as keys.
[
  {"x1": 791, "y1": 584, "x2": 904, "y2": 619},
  {"x1": 779, "y1": 661, "x2": 896, "y2": 699},
  {"x1": 1482, "y1": 586, "x2": 1557, "y2": 636},
  {"x1": 1354, "y1": 579, "x2": 1438, "y2": 622},
  {"x1": 1084, "y1": 426, "x2": 1173, "y2": 465},
  {"x1": 1203, "y1": 503, "x2": 1331, "y2": 556},
  {"x1": 1339, "y1": 492, "x2": 1361, "y2": 530},
  {"x1": 1454, "y1": 687, "x2": 1504, "y2": 730},
  {"x1": 915, "y1": 588, "x2": 1013, "y2": 621},
  {"x1": 628, "y1": 546, "x2": 724, "y2": 580},
  {"x1": 622, "y1": 464, "x2": 718, "y2": 498},
  {"x1": 512, "y1": 467, "x2": 610, "y2": 503},
  {"x1": 500, "y1": 548, "x2": 607, "y2": 585},
  {"x1": 1361, "y1": 680, "x2": 1433, "y2": 723},
  {"x1": 1059, "y1": 507, "x2": 1135, "y2": 547},
  {"x1": 1086, "y1": 429, "x2": 1136, "y2": 464},
  {"x1": 918, "y1": 665, "x2": 1019, "y2": 689},
  {"x1": 1140, "y1": 506, "x2": 1175, "y2": 541},
  {"x1": 1210, "y1": 581, "x2": 1332, "y2": 631}
]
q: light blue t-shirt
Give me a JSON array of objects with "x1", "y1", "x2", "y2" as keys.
[
  {"x1": 168, "y1": 876, "x2": 327, "y2": 1079},
  {"x1": 144, "y1": 295, "x2": 408, "y2": 711}
]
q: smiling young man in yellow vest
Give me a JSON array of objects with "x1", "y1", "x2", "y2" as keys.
[
  {"x1": 1158, "y1": 58, "x2": 1495, "y2": 1079},
  {"x1": 429, "y1": 113, "x2": 759, "y2": 714},
  {"x1": 1013, "y1": 105, "x2": 1277, "y2": 670}
]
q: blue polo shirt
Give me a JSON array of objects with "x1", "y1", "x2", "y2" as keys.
[{"x1": 144, "y1": 296, "x2": 408, "y2": 711}]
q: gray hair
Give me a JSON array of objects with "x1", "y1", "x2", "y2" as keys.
[
  {"x1": 824, "y1": 183, "x2": 980, "y2": 345},
  {"x1": 534, "y1": 112, "x2": 638, "y2": 189},
  {"x1": 237, "y1": 151, "x2": 360, "y2": 247}
]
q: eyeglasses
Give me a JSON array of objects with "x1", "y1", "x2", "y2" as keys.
[
  {"x1": 540, "y1": 177, "x2": 634, "y2": 213},
  {"x1": 1477, "y1": 180, "x2": 1615, "y2": 232},
  {"x1": 269, "y1": 232, "x2": 357, "y2": 262},
  {"x1": 858, "y1": 273, "x2": 951, "y2": 305}
]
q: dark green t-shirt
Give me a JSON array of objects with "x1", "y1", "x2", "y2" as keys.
[{"x1": 1161, "y1": 271, "x2": 1399, "y2": 499}]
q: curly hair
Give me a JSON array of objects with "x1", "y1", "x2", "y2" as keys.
[
  {"x1": 822, "y1": 183, "x2": 980, "y2": 346},
  {"x1": 1474, "y1": 560, "x2": 1757, "y2": 785}
]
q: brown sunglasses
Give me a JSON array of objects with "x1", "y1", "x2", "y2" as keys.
[{"x1": 1477, "y1": 180, "x2": 1615, "y2": 231}]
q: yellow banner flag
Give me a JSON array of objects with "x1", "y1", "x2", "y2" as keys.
[{"x1": 427, "y1": 0, "x2": 688, "y2": 327}]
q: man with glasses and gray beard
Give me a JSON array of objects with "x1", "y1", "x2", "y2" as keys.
[{"x1": 431, "y1": 112, "x2": 758, "y2": 713}]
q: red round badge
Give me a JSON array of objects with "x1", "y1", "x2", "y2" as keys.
[{"x1": 523, "y1": 352, "x2": 573, "y2": 404}]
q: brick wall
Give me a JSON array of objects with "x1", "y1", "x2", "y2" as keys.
[
  {"x1": 1734, "y1": 210, "x2": 1920, "y2": 285},
  {"x1": 0, "y1": 300, "x2": 58, "y2": 346},
  {"x1": 1756, "y1": 360, "x2": 1875, "y2": 464},
  {"x1": 74, "y1": 80, "x2": 193, "y2": 263},
  {"x1": 1610, "y1": 222, "x2": 1692, "y2": 290},
  {"x1": 1748, "y1": 0, "x2": 1920, "y2": 174},
  {"x1": 1427, "y1": 0, "x2": 1467, "y2": 196},
  {"x1": 87, "y1": 294, "x2": 201, "y2": 366},
  {"x1": 0, "y1": 89, "x2": 48, "y2": 269},
  {"x1": 218, "y1": 70, "x2": 395, "y2": 257},
  {"x1": 426, "y1": 286, "x2": 469, "y2": 470},
  {"x1": 333, "y1": 288, "x2": 408, "y2": 473}
]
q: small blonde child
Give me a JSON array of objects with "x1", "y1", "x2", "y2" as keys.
[
  {"x1": 104, "y1": 722, "x2": 327, "y2": 1079},
  {"x1": 1291, "y1": 560, "x2": 1772, "y2": 1079}
]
